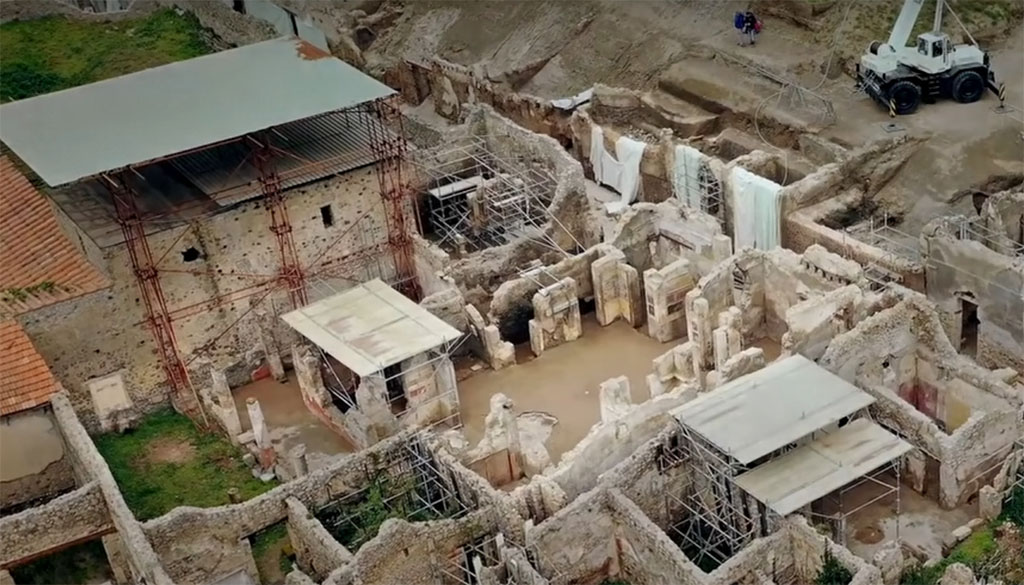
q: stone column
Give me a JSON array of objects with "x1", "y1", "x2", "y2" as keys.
[
  {"x1": 644, "y1": 258, "x2": 694, "y2": 342},
  {"x1": 246, "y1": 397, "x2": 276, "y2": 469},
  {"x1": 687, "y1": 295, "x2": 713, "y2": 374},
  {"x1": 466, "y1": 305, "x2": 515, "y2": 370},
  {"x1": 355, "y1": 374, "x2": 399, "y2": 439},
  {"x1": 210, "y1": 368, "x2": 243, "y2": 440},
  {"x1": 528, "y1": 277, "x2": 581, "y2": 356},
  {"x1": 592, "y1": 250, "x2": 643, "y2": 327},
  {"x1": 289, "y1": 444, "x2": 309, "y2": 477},
  {"x1": 256, "y1": 309, "x2": 287, "y2": 382},
  {"x1": 0, "y1": 570, "x2": 14, "y2": 585},
  {"x1": 292, "y1": 344, "x2": 329, "y2": 407}
]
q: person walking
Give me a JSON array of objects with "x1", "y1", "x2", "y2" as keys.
[{"x1": 743, "y1": 10, "x2": 758, "y2": 46}]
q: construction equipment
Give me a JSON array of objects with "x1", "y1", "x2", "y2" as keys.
[{"x1": 857, "y1": 0, "x2": 1003, "y2": 115}]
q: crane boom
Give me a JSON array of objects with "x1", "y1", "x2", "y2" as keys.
[{"x1": 887, "y1": 0, "x2": 926, "y2": 49}]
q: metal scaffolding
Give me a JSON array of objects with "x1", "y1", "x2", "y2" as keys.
[
  {"x1": 412, "y1": 135, "x2": 576, "y2": 255},
  {"x1": 316, "y1": 436, "x2": 475, "y2": 550},
  {"x1": 806, "y1": 461, "x2": 902, "y2": 546},
  {"x1": 950, "y1": 215, "x2": 1024, "y2": 257},
  {"x1": 87, "y1": 97, "x2": 421, "y2": 426},
  {"x1": 303, "y1": 275, "x2": 467, "y2": 433},
  {"x1": 664, "y1": 419, "x2": 762, "y2": 570}
]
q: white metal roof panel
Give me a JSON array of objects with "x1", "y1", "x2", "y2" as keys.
[
  {"x1": 0, "y1": 37, "x2": 394, "y2": 187},
  {"x1": 734, "y1": 418, "x2": 912, "y2": 516},
  {"x1": 281, "y1": 279, "x2": 462, "y2": 377},
  {"x1": 671, "y1": 355, "x2": 875, "y2": 464}
]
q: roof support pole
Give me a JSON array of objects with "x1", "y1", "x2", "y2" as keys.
[
  {"x1": 367, "y1": 97, "x2": 421, "y2": 301},
  {"x1": 251, "y1": 135, "x2": 309, "y2": 309},
  {"x1": 102, "y1": 172, "x2": 209, "y2": 427}
]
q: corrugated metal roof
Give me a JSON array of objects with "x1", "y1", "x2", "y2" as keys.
[
  {"x1": 281, "y1": 279, "x2": 463, "y2": 377},
  {"x1": 168, "y1": 110, "x2": 378, "y2": 207},
  {"x1": 0, "y1": 157, "x2": 110, "y2": 317},
  {"x1": 671, "y1": 355, "x2": 875, "y2": 464},
  {"x1": 0, "y1": 37, "x2": 394, "y2": 187},
  {"x1": 735, "y1": 418, "x2": 912, "y2": 516},
  {"x1": 0, "y1": 320, "x2": 58, "y2": 415}
]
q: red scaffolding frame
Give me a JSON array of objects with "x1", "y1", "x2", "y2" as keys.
[{"x1": 98, "y1": 97, "x2": 418, "y2": 425}]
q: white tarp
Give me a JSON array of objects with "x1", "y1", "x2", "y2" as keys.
[
  {"x1": 672, "y1": 143, "x2": 705, "y2": 210},
  {"x1": 550, "y1": 88, "x2": 593, "y2": 111},
  {"x1": 589, "y1": 124, "x2": 646, "y2": 214},
  {"x1": 731, "y1": 166, "x2": 781, "y2": 250}
]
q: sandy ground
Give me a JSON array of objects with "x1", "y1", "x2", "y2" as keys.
[
  {"x1": 843, "y1": 480, "x2": 973, "y2": 562},
  {"x1": 233, "y1": 377, "x2": 355, "y2": 470},
  {"x1": 457, "y1": 314, "x2": 672, "y2": 463}
]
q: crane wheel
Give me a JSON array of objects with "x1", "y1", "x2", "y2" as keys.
[
  {"x1": 888, "y1": 80, "x2": 921, "y2": 115},
  {"x1": 952, "y1": 70, "x2": 984, "y2": 103}
]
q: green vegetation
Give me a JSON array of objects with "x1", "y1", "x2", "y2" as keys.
[
  {"x1": 901, "y1": 487, "x2": 1024, "y2": 585},
  {"x1": 319, "y1": 474, "x2": 442, "y2": 550},
  {"x1": 0, "y1": 8, "x2": 213, "y2": 102},
  {"x1": 815, "y1": 546, "x2": 854, "y2": 585},
  {"x1": 2, "y1": 281, "x2": 61, "y2": 303},
  {"x1": 10, "y1": 539, "x2": 112, "y2": 585},
  {"x1": 251, "y1": 523, "x2": 295, "y2": 585},
  {"x1": 95, "y1": 408, "x2": 276, "y2": 521}
]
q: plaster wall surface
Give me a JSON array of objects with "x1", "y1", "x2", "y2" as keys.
[{"x1": 0, "y1": 407, "x2": 75, "y2": 510}]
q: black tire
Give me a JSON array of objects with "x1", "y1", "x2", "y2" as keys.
[
  {"x1": 952, "y1": 70, "x2": 984, "y2": 103},
  {"x1": 888, "y1": 80, "x2": 921, "y2": 115}
]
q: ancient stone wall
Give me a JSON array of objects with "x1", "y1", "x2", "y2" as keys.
[
  {"x1": 286, "y1": 498, "x2": 353, "y2": 581},
  {"x1": 19, "y1": 169, "x2": 396, "y2": 430},
  {"x1": 50, "y1": 393, "x2": 173, "y2": 585},
  {"x1": 921, "y1": 216, "x2": 1024, "y2": 373},
  {"x1": 0, "y1": 482, "x2": 111, "y2": 567},
  {"x1": 605, "y1": 489, "x2": 703, "y2": 585}
]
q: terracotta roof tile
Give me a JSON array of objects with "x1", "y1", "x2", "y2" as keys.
[
  {"x1": 0, "y1": 156, "x2": 110, "y2": 316},
  {"x1": 0, "y1": 320, "x2": 58, "y2": 415}
]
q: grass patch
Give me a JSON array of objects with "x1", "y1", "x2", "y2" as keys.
[
  {"x1": 318, "y1": 474, "x2": 443, "y2": 551},
  {"x1": 10, "y1": 539, "x2": 112, "y2": 585},
  {"x1": 95, "y1": 408, "x2": 275, "y2": 521},
  {"x1": 900, "y1": 524, "x2": 1001, "y2": 584},
  {"x1": 0, "y1": 7, "x2": 213, "y2": 102},
  {"x1": 251, "y1": 523, "x2": 295, "y2": 585}
]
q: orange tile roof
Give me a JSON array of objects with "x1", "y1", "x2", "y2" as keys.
[
  {"x1": 0, "y1": 156, "x2": 110, "y2": 316},
  {"x1": 0, "y1": 320, "x2": 58, "y2": 415}
]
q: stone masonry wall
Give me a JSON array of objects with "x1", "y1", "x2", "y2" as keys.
[
  {"x1": 51, "y1": 393, "x2": 173, "y2": 585},
  {"x1": 19, "y1": 170, "x2": 395, "y2": 430},
  {"x1": 0, "y1": 482, "x2": 111, "y2": 567}
]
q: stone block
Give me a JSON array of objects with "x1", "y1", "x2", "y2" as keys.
[{"x1": 978, "y1": 485, "x2": 1002, "y2": 520}]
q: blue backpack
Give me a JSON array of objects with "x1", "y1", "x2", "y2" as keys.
[{"x1": 734, "y1": 11, "x2": 745, "y2": 30}]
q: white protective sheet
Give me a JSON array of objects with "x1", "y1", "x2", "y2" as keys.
[
  {"x1": 589, "y1": 124, "x2": 646, "y2": 213},
  {"x1": 731, "y1": 166, "x2": 781, "y2": 250},
  {"x1": 673, "y1": 143, "x2": 705, "y2": 209}
]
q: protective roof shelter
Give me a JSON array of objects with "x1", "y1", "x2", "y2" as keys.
[
  {"x1": 671, "y1": 354, "x2": 876, "y2": 464},
  {"x1": 0, "y1": 37, "x2": 394, "y2": 187},
  {"x1": 734, "y1": 418, "x2": 912, "y2": 516},
  {"x1": 665, "y1": 355, "x2": 896, "y2": 567},
  {"x1": 281, "y1": 279, "x2": 462, "y2": 377}
]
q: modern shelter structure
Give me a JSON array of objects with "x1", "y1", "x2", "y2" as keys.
[
  {"x1": 0, "y1": 37, "x2": 420, "y2": 424},
  {"x1": 668, "y1": 355, "x2": 910, "y2": 565},
  {"x1": 283, "y1": 279, "x2": 463, "y2": 437}
]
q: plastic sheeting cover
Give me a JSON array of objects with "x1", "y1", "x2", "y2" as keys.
[
  {"x1": 589, "y1": 124, "x2": 646, "y2": 213},
  {"x1": 731, "y1": 166, "x2": 781, "y2": 250},
  {"x1": 672, "y1": 143, "x2": 706, "y2": 210}
]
